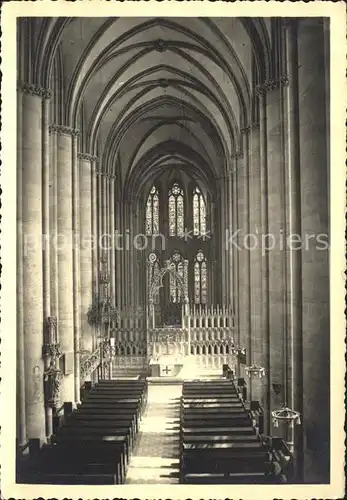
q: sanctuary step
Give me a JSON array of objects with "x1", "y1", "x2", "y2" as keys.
[{"x1": 125, "y1": 384, "x2": 182, "y2": 484}]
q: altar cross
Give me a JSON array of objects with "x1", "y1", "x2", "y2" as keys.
[{"x1": 162, "y1": 366, "x2": 172, "y2": 375}]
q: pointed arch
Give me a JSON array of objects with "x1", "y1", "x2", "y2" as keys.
[
  {"x1": 193, "y1": 185, "x2": 207, "y2": 236},
  {"x1": 168, "y1": 182, "x2": 185, "y2": 237},
  {"x1": 169, "y1": 251, "x2": 188, "y2": 303},
  {"x1": 146, "y1": 185, "x2": 160, "y2": 235},
  {"x1": 147, "y1": 253, "x2": 161, "y2": 304},
  {"x1": 194, "y1": 250, "x2": 208, "y2": 304}
]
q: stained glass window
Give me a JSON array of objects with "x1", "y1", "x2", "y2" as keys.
[
  {"x1": 146, "y1": 186, "x2": 159, "y2": 235},
  {"x1": 169, "y1": 251, "x2": 188, "y2": 303},
  {"x1": 194, "y1": 250, "x2": 207, "y2": 304},
  {"x1": 168, "y1": 183, "x2": 184, "y2": 236},
  {"x1": 193, "y1": 186, "x2": 206, "y2": 236},
  {"x1": 147, "y1": 253, "x2": 160, "y2": 304}
]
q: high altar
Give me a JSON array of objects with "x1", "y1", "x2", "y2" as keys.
[
  {"x1": 146, "y1": 303, "x2": 236, "y2": 378},
  {"x1": 93, "y1": 261, "x2": 238, "y2": 379}
]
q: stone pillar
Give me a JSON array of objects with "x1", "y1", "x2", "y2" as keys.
[
  {"x1": 297, "y1": 18, "x2": 329, "y2": 482},
  {"x1": 115, "y1": 200, "x2": 122, "y2": 308},
  {"x1": 91, "y1": 157, "x2": 98, "y2": 352},
  {"x1": 248, "y1": 123, "x2": 265, "y2": 404},
  {"x1": 51, "y1": 124, "x2": 78, "y2": 404},
  {"x1": 109, "y1": 177, "x2": 116, "y2": 307},
  {"x1": 226, "y1": 169, "x2": 233, "y2": 307},
  {"x1": 258, "y1": 92, "x2": 271, "y2": 434},
  {"x1": 17, "y1": 87, "x2": 26, "y2": 445},
  {"x1": 97, "y1": 169, "x2": 103, "y2": 269},
  {"x1": 49, "y1": 119, "x2": 59, "y2": 326},
  {"x1": 79, "y1": 153, "x2": 94, "y2": 353},
  {"x1": 21, "y1": 83, "x2": 49, "y2": 441},
  {"x1": 42, "y1": 93, "x2": 53, "y2": 437},
  {"x1": 283, "y1": 20, "x2": 304, "y2": 477},
  {"x1": 259, "y1": 78, "x2": 288, "y2": 420},
  {"x1": 219, "y1": 178, "x2": 227, "y2": 304},
  {"x1": 72, "y1": 134, "x2": 80, "y2": 403},
  {"x1": 236, "y1": 145, "x2": 250, "y2": 376},
  {"x1": 231, "y1": 156, "x2": 240, "y2": 361}
]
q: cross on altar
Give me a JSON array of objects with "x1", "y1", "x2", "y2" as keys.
[{"x1": 162, "y1": 366, "x2": 171, "y2": 375}]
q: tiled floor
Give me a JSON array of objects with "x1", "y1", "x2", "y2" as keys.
[{"x1": 125, "y1": 384, "x2": 182, "y2": 484}]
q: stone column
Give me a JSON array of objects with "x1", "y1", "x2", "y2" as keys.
[
  {"x1": 72, "y1": 134, "x2": 80, "y2": 403},
  {"x1": 219, "y1": 178, "x2": 227, "y2": 304},
  {"x1": 91, "y1": 157, "x2": 98, "y2": 352},
  {"x1": 97, "y1": 169, "x2": 103, "y2": 270},
  {"x1": 42, "y1": 92, "x2": 53, "y2": 437},
  {"x1": 115, "y1": 200, "x2": 122, "y2": 308},
  {"x1": 258, "y1": 92, "x2": 271, "y2": 434},
  {"x1": 226, "y1": 168, "x2": 233, "y2": 307},
  {"x1": 283, "y1": 20, "x2": 304, "y2": 476},
  {"x1": 79, "y1": 153, "x2": 94, "y2": 353},
  {"x1": 248, "y1": 123, "x2": 265, "y2": 404},
  {"x1": 231, "y1": 156, "x2": 240, "y2": 360},
  {"x1": 109, "y1": 177, "x2": 116, "y2": 307},
  {"x1": 297, "y1": 18, "x2": 329, "y2": 482},
  {"x1": 51, "y1": 124, "x2": 78, "y2": 403},
  {"x1": 17, "y1": 87, "x2": 26, "y2": 445},
  {"x1": 21, "y1": 83, "x2": 49, "y2": 441},
  {"x1": 259, "y1": 78, "x2": 288, "y2": 419},
  {"x1": 236, "y1": 145, "x2": 250, "y2": 376},
  {"x1": 49, "y1": 119, "x2": 59, "y2": 326}
]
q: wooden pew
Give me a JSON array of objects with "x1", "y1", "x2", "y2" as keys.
[
  {"x1": 182, "y1": 406, "x2": 246, "y2": 413},
  {"x1": 84, "y1": 393, "x2": 146, "y2": 416},
  {"x1": 35, "y1": 442, "x2": 126, "y2": 484},
  {"x1": 52, "y1": 435, "x2": 128, "y2": 476},
  {"x1": 180, "y1": 380, "x2": 269, "y2": 484},
  {"x1": 58, "y1": 424, "x2": 133, "y2": 453},
  {"x1": 75, "y1": 406, "x2": 139, "y2": 431},
  {"x1": 20, "y1": 380, "x2": 149, "y2": 485},
  {"x1": 181, "y1": 445, "x2": 271, "y2": 484},
  {"x1": 182, "y1": 426, "x2": 257, "y2": 436},
  {"x1": 33, "y1": 473, "x2": 118, "y2": 485}
]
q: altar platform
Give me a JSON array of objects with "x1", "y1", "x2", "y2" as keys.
[
  {"x1": 147, "y1": 355, "x2": 223, "y2": 383},
  {"x1": 148, "y1": 355, "x2": 197, "y2": 380}
]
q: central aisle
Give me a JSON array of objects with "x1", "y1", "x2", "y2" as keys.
[{"x1": 125, "y1": 383, "x2": 182, "y2": 484}]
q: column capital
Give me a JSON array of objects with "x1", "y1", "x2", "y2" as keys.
[
  {"x1": 256, "y1": 76, "x2": 290, "y2": 95},
  {"x1": 230, "y1": 151, "x2": 244, "y2": 160},
  {"x1": 95, "y1": 169, "x2": 116, "y2": 179},
  {"x1": 240, "y1": 126, "x2": 251, "y2": 136},
  {"x1": 78, "y1": 152, "x2": 99, "y2": 163},
  {"x1": 49, "y1": 124, "x2": 80, "y2": 137},
  {"x1": 18, "y1": 81, "x2": 51, "y2": 99}
]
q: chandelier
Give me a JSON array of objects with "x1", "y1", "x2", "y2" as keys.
[
  {"x1": 245, "y1": 363, "x2": 266, "y2": 379},
  {"x1": 271, "y1": 404, "x2": 301, "y2": 428}
]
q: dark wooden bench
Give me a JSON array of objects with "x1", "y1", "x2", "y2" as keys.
[
  {"x1": 183, "y1": 472, "x2": 275, "y2": 484},
  {"x1": 181, "y1": 446, "x2": 271, "y2": 483},
  {"x1": 71, "y1": 409, "x2": 138, "y2": 434},
  {"x1": 182, "y1": 434, "x2": 259, "y2": 444},
  {"x1": 35, "y1": 442, "x2": 126, "y2": 483},
  {"x1": 51, "y1": 435, "x2": 128, "y2": 473},
  {"x1": 58, "y1": 424, "x2": 133, "y2": 453},
  {"x1": 33, "y1": 473, "x2": 119, "y2": 485},
  {"x1": 182, "y1": 397, "x2": 242, "y2": 403},
  {"x1": 182, "y1": 426, "x2": 257, "y2": 436},
  {"x1": 182, "y1": 406, "x2": 247, "y2": 414}
]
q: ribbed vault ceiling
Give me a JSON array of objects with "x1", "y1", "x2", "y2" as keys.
[{"x1": 35, "y1": 17, "x2": 271, "y2": 199}]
